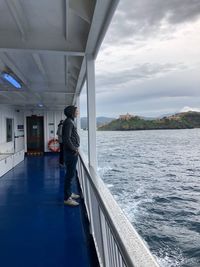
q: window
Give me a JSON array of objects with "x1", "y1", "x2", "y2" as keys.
[{"x1": 6, "y1": 118, "x2": 13, "y2": 142}]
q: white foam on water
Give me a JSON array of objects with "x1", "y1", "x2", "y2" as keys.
[
  {"x1": 155, "y1": 246, "x2": 185, "y2": 267},
  {"x1": 97, "y1": 165, "x2": 112, "y2": 177},
  {"x1": 157, "y1": 256, "x2": 184, "y2": 267},
  {"x1": 105, "y1": 183, "x2": 114, "y2": 188},
  {"x1": 114, "y1": 190, "x2": 145, "y2": 223}
]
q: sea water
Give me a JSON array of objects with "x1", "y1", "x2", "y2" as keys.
[{"x1": 80, "y1": 129, "x2": 200, "y2": 267}]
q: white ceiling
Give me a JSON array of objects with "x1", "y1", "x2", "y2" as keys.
[{"x1": 0, "y1": 0, "x2": 119, "y2": 110}]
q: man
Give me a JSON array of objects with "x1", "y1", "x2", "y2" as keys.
[
  {"x1": 62, "y1": 105, "x2": 80, "y2": 206},
  {"x1": 56, "y1": 120, "x2": 64, "y2": 166}
]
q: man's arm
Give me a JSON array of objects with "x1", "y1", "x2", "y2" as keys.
[{"x1": 62, "y1": 120, "x2": 77, "y2": 152}]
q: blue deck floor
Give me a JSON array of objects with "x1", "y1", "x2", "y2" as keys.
[{"x1": 0, "y1": 154, "x2": 96, "y2": 267}]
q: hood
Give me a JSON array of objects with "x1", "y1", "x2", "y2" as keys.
[{"x1": 64, "y1": 106, "x2": 77, "y2": 118}]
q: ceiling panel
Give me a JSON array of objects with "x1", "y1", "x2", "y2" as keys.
[{"x1": 0, "y1": 0, "x2": 119, "y2": 110}]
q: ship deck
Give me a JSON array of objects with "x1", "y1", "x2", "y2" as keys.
[{"x1": 0, "y1": 154, "x2": 98, "y2": 267}]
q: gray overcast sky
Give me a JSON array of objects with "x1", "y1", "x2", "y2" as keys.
[{"x1": 80, "y1": 0, "x2": 200, "y2": 118}]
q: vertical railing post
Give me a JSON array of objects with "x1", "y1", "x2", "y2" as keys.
[{"x1": 86, "y1": 54, "x2": 97, "y2": 171}]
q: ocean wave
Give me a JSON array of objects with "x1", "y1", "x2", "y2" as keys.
[
  {"x1": 95, "y1": 129, "x2": 200, "y2": 266},
  {"x1": 153, "y1": 196, "x2": 171, "y2": 203},
  {"x1": 97, "y1": 166, "x2": 112, "y2": 176}
]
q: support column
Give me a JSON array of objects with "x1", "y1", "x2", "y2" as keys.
[
  {"x1": 54, "y1": 112, "x2": 56, "y2": 139},
  {"x1": 76, "y1": 95, "x2": 81, "y2": 134},
  {"x1": 86, "y1": 54, "x2": 97, "y2": 171}
]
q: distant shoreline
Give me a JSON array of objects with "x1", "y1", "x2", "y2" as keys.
[
  {"x1": 98, "y1": 127, "x2": 198, "y2": 131},
  {"x1": 98, "y1": 111, "x2": 200, "y2": 131}
]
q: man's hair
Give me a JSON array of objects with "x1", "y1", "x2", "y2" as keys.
[{"x1": 64, "y1": 106, "x2": 77, "y2": 118}]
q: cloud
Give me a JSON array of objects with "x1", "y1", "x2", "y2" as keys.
[
  {"x1": 180, "y1": 106, "x2": 200, "y2": 112},
  {"x1": 96, "y1": 63, "x2": 187, "y2": 91},
  {"x1": 104, "y1": 0, "x2": 200, "y2": 45},
  {"x1": 94, "y1": 66, "x2": 200, "y2": 117},
  {"x1": 80, "y1": 1, "x2": 200, "y2": 117},
  {"x1": 97, "y1": 68, "x2": 200, "y2": 102}
]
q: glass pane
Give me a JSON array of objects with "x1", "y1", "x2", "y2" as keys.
[{"x1": 6, "y1": 118, "x2": 13, "y2": 142}]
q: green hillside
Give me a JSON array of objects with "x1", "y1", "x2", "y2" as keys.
[{"x1": 98, "y1": 111, "x2": 200, "y2": 131}]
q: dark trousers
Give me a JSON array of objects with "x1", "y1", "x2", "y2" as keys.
[
  {"x1": 64, "y1": 150, "x2": 78, "y2": 200},
  {"x1": 59, "y1": 143, "x2": 64, "y2": 165}
]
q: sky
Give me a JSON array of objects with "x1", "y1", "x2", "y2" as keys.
[{"x1": 80, "y1": 0, "x2": 200, "y2": 118}]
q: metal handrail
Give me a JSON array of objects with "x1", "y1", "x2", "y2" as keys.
[{"x1": 78, "y1": 151, "x2": 159, "y2": 267}]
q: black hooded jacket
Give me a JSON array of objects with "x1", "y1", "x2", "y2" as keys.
[{"x1": 62, "y1": 106, "x2": 80, "y2": 152}]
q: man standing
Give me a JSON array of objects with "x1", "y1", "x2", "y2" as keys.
[
  {"x1": 62, "y1": 106, "x2": 80, "y2": 206},
  {"x1": 56, "y1": 120, "x2": 64, "y2": 166}
]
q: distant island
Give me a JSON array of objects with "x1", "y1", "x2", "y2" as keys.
[{"x1": 98, "y1": 111, "x2": 200, "y2": 131}]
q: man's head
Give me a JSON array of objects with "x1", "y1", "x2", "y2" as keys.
[{"x1": 64, "y1": 106, "x2": 78, "y2": 118}]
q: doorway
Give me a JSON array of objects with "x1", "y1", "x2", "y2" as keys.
[{"x1": 27, "y1": 116, "x2": 44, "y2": 153}]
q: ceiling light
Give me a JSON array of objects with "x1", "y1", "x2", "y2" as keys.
[{"x1": 2, "y1": 72, "x2": 22, "y2": 89}]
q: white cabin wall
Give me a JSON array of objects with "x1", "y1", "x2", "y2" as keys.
[
  {"x1": 47, "y1": 111, "x2": 55, "y2": 143},
  {"x1": 1, "y1": 107, "x2": 65, "y2": 153},
  {"x1": 46, "y1": 110, "x2": 65, "y2": 152},
  {"x1": 14, "y1": 110, "x2": 24, "y2": 152},
  {"x1": 0, "y1": 106, "x2": 24, "y2": 154}
]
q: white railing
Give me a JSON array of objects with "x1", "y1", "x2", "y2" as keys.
[{"x1": 77, "y1": 151, "x2": 159, "y2": 267}]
